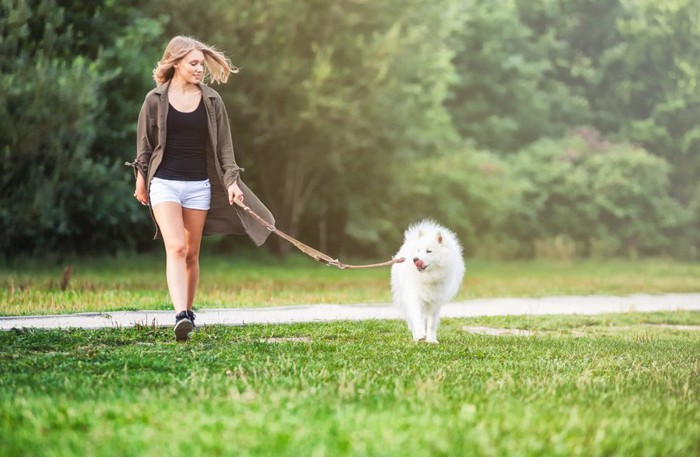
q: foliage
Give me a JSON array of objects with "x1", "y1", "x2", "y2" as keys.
[
  {"x1": 508, "y1": 128, "x2": 687, "y2": 258},
  {"x1": 597, "y1": 0, "x2": 700, "y2": 202},
  {"x1": 1, "y1": 0, "x2": 699, "y2": 259},
  {"x1": 348, "y1": 128, "x2": 688, "y2": 259},
  {"x1": 0, "y1": 0, "x2": 164, "y2": 256},
  {"x1": 447, "y1": 0, "x2": 700, "y2": 204},
  {"x1": 150, "y1": 0, "x2": 461, "y2": 256},
  {"x1": 447, "y1": 0, "x2": 590, "y2": 152},
  {"x1": 1, "y1": 313, "x2": 699, "y2": 456},
  {"x1": 0, "y1": 0, "x2": 99, "y2": 254},
  {"x1": 345, "y1": 148, "x2": 518, "y2": 258}
]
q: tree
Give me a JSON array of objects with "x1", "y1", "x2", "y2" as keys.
[
  {"x1": 448, "y1": 0, "x2": 700, "y2": 203},
  {"x1": 155, "y1": 0, "x2": 462, "y2": 256},
  {"x1": 0, "y1": 0, "x2": 101, "y2": 254},
  {"x1": 0, "y1": 0, "x2": 164, "y2": 256},
  {"x1": 592, "y1": 0, "x2": 700, "y2": 202},
  {"x1": 508, "y1": 128, "x2": 687, "y2": 257},
  {"x1": 376, "y1": 148, "x2": 519, "y2": 259},
  {"x1": 446, "y1": 0, "x2": 590, "y2": 152}
]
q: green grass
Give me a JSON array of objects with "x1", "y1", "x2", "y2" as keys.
[
  {"x1": 1, "y1": 312, "x2": 699, "y2": 456},
  {"x1": 2, "y1": 254, "x2": 699, "y2": 316}
]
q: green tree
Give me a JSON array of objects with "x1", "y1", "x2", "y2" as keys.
[
  {"x1": 155, "y1": 0, "x2": 461, "y2": 256},
  {"x1": 447, "y1": 0, "x2": 590, "y2": 152},
  {"x1": 380, "y1": 149, "x2": 519, "y2": 259},
  {"x1": 508, "y1": 128, "x2": 687, "y2": 258},
  {"x1": 1, "y1": 1, "x2": 93, "y2": 254},
  {"x1": 593, "y1": 0, "x2": 700, "y2": 202},
  {"x1": 0, "y1": 0, "x2": 163, "y2": 256}
]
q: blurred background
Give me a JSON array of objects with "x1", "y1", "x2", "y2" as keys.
[{"x1": 1, "y1": 0, "x2": 698, "y2": 262}]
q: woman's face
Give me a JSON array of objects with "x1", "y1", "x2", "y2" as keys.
[{"x1": 173, "y1": 49, "x2": 205, "y2": 85}]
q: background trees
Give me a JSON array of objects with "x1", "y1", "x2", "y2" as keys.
[
  {"x1": 0, "y1": 0, "x2": 164, "y2": 256},
  {"x1": 153, "y1": 0, "x2": 461, "y2": 256},
  {"x1": 1, "y1": 0, "x2": 697, "y2": 259}
]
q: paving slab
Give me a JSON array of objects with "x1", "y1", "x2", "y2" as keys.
[{"x1": 1, "y1": 293, "x2": 698, "y2": 331}]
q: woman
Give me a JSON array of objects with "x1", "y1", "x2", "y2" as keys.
[{"x1": 129, "y1": 36, "x2": 274, "y2": 341}]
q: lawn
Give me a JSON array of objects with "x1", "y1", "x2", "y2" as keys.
[
  {"x1": 2, "y1": 254, "x2": 699, "y2": 315},
  {"x1": 1, "y1": 312, "x2": 699, "y2": 456}
]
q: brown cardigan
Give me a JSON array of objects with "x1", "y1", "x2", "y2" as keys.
[{"x1": 128, "y1": 81, "x2": 274, "y2": 246}]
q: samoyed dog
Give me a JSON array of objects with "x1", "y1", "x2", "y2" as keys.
[{"x1": 391, "y1": 220, "x2": 465, "y2": 343}]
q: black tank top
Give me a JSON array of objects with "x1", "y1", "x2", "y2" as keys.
[{"x1": 155, "y1": 98, "x2": 208, "y2": 180}]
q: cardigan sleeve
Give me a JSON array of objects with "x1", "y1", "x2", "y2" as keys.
[
  {"x1": 126, "y1": 95, "x2": 156, "y2": 180},
  {"x1": 214, "y1": 96, "x2": 242, "y2": 188}
]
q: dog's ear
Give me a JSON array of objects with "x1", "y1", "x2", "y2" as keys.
[{"x1": 437, "y1": 231, "x2": 443, "y2": 244}]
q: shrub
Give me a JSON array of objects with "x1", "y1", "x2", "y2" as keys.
[
  {"x1": 508, "y1": 128, "x2": 687, "y2": 258},
  {"x1": 0, "y1": 0, "x2": 159, "y2": 257},
  {"x1": 343, "y1": 148, "x2": 518, "y2": 259},
  {"x1": 0, "y1": 56, "x2": 99, "y2": 255}
]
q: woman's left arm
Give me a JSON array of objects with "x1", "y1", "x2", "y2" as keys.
[
  {"x1": 213, "y1": 97, "x2": 245, "y2": 204},
  {"x1": 214, "y1": 98, "x2": 242, "y2": 179}
]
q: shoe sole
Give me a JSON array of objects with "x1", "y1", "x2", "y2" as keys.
[{"x1": 174, "y1": 319, "x2": 194, "y2": 341}]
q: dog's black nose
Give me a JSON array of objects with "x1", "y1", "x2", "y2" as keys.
[{"x1": 412, "y1": 257, "x2": 419, "y2": 262}]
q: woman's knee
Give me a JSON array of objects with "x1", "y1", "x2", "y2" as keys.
[
  {"x1": 185, "y1": 249, "x2": 201, "y2": 267},
  {"x1": 165, "y1": 242, "x2": 187, "y2": 259}
]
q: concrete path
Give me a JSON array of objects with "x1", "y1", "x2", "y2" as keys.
[{"x1": 1, "y1": 293, "x2": 698, "y2": 331}]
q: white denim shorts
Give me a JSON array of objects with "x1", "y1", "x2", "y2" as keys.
[{"x1": 149, "y1": 177, "x2": 211, "y2": 210}]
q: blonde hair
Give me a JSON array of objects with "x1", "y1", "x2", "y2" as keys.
[{"x1": 153, "y1": 36, "x2": 239, "y2": 86}]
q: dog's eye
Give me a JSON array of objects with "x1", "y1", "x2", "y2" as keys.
[{"x1": 426, "y1": 250, "x2": 432, "y2": 254}]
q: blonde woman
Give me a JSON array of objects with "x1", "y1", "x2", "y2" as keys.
[{"x1": 129, "y1": 36, "x2": 274, "y2": 341}]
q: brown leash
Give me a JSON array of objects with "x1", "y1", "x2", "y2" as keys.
[{"x1": 234, "y1": 199, "x2": 405, "y2": 269}]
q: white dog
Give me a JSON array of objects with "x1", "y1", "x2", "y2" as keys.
[{"x1": 391, "y1": 220, "x2": 465, "y2": 343}]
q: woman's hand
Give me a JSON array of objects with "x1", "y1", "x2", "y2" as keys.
[
  {"x1": 134, "y1": 173, "x2": 149, "y2": 206},
  {"x1": 228, "y1": 182, "x2": 244, "y2": 205}
]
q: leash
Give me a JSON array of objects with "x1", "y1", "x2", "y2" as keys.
[{"x1": 234, "y1": 199, "x2": 405, "y2": 269}]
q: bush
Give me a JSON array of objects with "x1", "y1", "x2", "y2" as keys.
[
  {"x1": 0, "y1": 0, "x2": 160, "y2": 257},
  {"x1": 341, "y1": 129, "x2": 690, "y2": 260},
  {"x1": 343, "y1": 148, "x2": 519, "y2": 259},
  {"x1": 508, "y1": 128, "x2": 688, "y2": 258},
  {"x1": 0, "y1": 56, "x2": 99, "y2": 255}
]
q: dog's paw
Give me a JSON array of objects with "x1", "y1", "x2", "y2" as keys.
[
  {"x1": 413, "y1": 335, "x2": 426, "y2": 342},
  {"x1": 425, "y1": 337, "x2": 439, "y2": 344}
]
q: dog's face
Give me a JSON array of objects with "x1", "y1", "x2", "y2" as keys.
[{"x1": 411, "y1": 230, "x2": 445, "y2": 272}]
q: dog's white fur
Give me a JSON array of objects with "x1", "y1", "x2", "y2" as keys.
[{"x1": 391, "y1": 220, "x2": 465, "y2": 343}]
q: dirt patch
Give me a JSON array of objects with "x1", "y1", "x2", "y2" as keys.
[
  {"x1": 462, "y1": 326, "x2": 536, "y2": 336},
  {"x1": 260, "y1": 337, "x2": 313, "y2": 343},
  {"x1": 646, "y1": 324, "x2": 700, "y2": 331}
]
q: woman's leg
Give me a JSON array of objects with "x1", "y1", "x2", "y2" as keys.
[
  {"x1": 153, "y1": 202, "x2": 189, "y2": 314},
  {"x1": 153, "y1": 204, "x2": 208, "y2": 314},
  {"x1": 182, "y1": 208, "x2": 208, "y2": 311}
]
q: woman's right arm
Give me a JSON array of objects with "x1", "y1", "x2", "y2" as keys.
[
  {"x1": 129, "y1": 96, "x2": 155, "y2": 204},
  {"x1": 134, "y1": 170, "x2": 149, "y2": 205}
]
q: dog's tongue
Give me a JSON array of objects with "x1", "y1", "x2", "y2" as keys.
[{"x1": 414, "y1": 259, "x2": 425, "y2": 270}]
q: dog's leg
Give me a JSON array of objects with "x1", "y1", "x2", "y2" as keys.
[
  {"x1": 405, "y1": 299, "x2": 427, "y2": 341},
  {"x1": 425, "y1": 307, "x2": 440, "y2": 343}
]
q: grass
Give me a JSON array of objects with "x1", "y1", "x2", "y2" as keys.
[
  {"x1": 1, "y1": 253, "x2": 699, "y2": 316},
  {"x1": 1, "y1": 312, "x2": 699, "y2": 456}
]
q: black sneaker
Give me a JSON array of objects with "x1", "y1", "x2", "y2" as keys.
[
  {"x1": 187, "y1": 310, "x2": 196, "y2": 329},
  {"x1": 174, "y1": 311, "x2": 193, "y2": 341}
]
